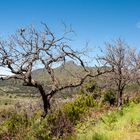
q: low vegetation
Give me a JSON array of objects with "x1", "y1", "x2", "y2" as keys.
[
  {"x1": 0, "y1": 93, "x2": 97, "y2": 139},
  {"x1": 0, "y1": 85, "x2": 140, "y2": 140},
  {"x1": 72, "y1": 99, "x2": 140, "y2": 140}
]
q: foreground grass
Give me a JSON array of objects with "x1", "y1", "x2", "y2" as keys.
[{"x1": 71, "y1": 102, "x2": 140, "y2": 140}]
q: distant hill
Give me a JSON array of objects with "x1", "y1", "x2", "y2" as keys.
[
  {"x1": 0, "y1": 61, "x2": 110, "y2": 99},
  {"x1": 32, "y1": 61, "x2": 84, "y2": 83},
  {"x1": 0, "y1": 61, "x2": 85, "y2": 96}
]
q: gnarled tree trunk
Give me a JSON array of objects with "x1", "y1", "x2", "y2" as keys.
[
  {"x1": 117, "y1": 90, "x2": 123, "y2": 107},
  {"x1": 34, "y1": 82, "x2": 51, "y2": 114}
]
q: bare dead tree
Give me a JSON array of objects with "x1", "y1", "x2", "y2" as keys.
[
  {"x1": 129, "y1": 49, "x2": 140, "y2": 86},
  {"x1": 98, "y1": 39, "x2": 133, "y2": 107},
  {"x1": 0, "y1": 24, "x2": 112, "y2": 114}
]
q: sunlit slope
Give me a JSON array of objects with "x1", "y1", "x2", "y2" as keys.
[{"x1": 73, "y1": 102, "x2": 140, "y2": 140}]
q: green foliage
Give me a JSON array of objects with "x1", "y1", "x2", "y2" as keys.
[
  {"x1": 103, "y1": 89, "x2": 116, "y2": 105},
  {"x1": 63, "y1": 94, "x2": 96, "y2": 123},
  {"x1": 0, "y1": 110, "x2": 52, "y2": 140},
  {"x1": 44, "y1": 94, "x2": 96, "y2": 138},
  {"x1": 0, "y1": 112, "x2": 29, "y2": 139},
  {"x1": 92, "y1": 132, "x2": 107, "y2": 140},
  {"x1": 133, "y1": 96, "x2": 140, "y2": 104},
  {"x1": 80, "y1": 79, "x2": 102, "y2": 100},
  {"x1": 27, "y1": 118, "x2": 51, "y2": 140}
]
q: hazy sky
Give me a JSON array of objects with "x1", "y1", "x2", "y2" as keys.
[{"x1": 0, "y1": 0, "x2": 140, "y2": 74}]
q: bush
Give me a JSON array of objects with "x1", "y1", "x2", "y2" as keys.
[
  {"x1": 63, "y1": 94, "x2": 96, "y2": 123},
  {"x1": 133, "y1": 96, "x2": 140, "y2": 104},
  {"x1": 80, "y1": 79, "x2": 102, "y2": 100},
  {"x1": 45, "y1": 94, "x2": 96, "y2": 138},
  {"x1": 103, "y1": 89, "x2": 116, "y2": 106},
  {"x1": 0, "y1": 112, "x2": 30, "y2": 139},
  {"x1": 0, "y1": 110, "x2": 51, "y2": 140}
]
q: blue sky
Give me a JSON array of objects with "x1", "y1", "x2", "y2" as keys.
[
  {"x1": 0, "y1": 0, "x2": 140, "y2": 48},
  {"x1": 0, "y1": 0, "x2": 140, "y2": 74}
]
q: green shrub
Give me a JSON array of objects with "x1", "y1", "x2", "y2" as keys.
[
  {"x1": 103, "y1": 89, "x2": 116, "y2": 106},
  {"x1": 6, "y1": 114, "x2": 28, "y2": 132},
  {"x1": 133, "y1": 96, "x2": 140, "y2": 104},
  {"x1": 27, "y1": 118, "x2": 51, "y2": 140},
  {"x1": 45, "y1": 94, "x2": 96, "y2": 138},
  {"x1": 0, "y1": 112, "x2": 30, "y2": 139},
  {"x1": 80, "y1": 79, "x2": 102, "y2": 100},
  {"x1": 63, "y1": 94, "x2": 96, "y2": 123}
]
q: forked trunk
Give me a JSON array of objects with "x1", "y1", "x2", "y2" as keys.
[
  {"x1": 35, "y1": 83, "x2": 51, "y2": 114},
  {"x1": 42, "y1": 95, "x2": 50, "y2": 114}
]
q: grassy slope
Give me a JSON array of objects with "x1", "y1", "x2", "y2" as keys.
[
  {"x1": 0, "y1": 95, "x2": 38, "y2": 110},
  {"x1": 71, "y1": 102, "x2": 140, "y2": 140}
]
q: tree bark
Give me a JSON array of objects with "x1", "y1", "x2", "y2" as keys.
[
  {"x1": 34, "y1": 83, "x2": 50, "y2": 114},
  {"x1": 42, "y1": 95, "x2": 50, "y2": 114},
  {"x1": 117, "y1": 90, "x2": 123, "y2": 107}
]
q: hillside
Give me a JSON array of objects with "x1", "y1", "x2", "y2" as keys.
[
  {"x1": 0, "y1": 61, "x2": 86, "y2": 96},
  {"x1": 32, "y1": 61, "x2": 84, "y2": 82}
]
